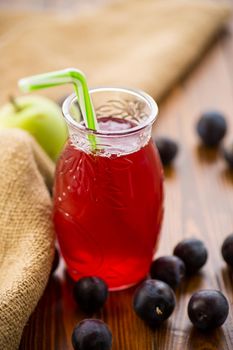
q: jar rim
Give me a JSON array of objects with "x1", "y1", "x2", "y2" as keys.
[{"x1": 62, "y1": 87, "x2": 159, "y2": 136}]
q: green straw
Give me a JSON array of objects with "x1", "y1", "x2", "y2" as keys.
[{"x1": 18, "y1": 68, "x2": 98, "y2": 131}]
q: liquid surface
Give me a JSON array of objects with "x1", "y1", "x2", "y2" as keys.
[
  {"x1": 53, "y1": 118, "x2": 164, "y2": 289},
  {"x1": 97, "y1": 116, "x2": 136, "y2": 131}
]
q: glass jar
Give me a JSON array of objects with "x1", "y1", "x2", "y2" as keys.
[{"x1": 53, "y1": 87, "x2": 164, "y2": 290}]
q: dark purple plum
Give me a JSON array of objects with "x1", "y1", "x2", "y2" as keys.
[
  {"x1": 133, "y1": 279, "x2": 176, "y2": 326},
  {"x1": 188, "y1": 290, "x2": 229, "y2": 331},
  {"x1": 72, "y1": 319, "x2": 112, "y2": 350},
  {"x1": 196, "y1": 111, "x2": 227, "y2": 147},
  {"x1": 222, "y1": 233, "x2": 233, "y2": 267},
  {"x1": 173, "y1": 238, "x2": 208, "y2": 275},
  {"x1": 73, "y1": 277, "x2": 108, "y2": 313},
  {"x1": 150, "y1": 256, "x2": 185, "y2": 289},
  {"x1": 154, "y1": 137, "x2": 178, "y2": 166}
]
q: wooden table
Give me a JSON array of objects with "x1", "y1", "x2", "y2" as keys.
[{"x1": 1, "y1": 2, "x2": 233, "y2": 349}]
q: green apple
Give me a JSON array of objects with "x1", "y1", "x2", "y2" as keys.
[{"x1": 0, "y1": 95, "x2": 68, "y2": 160}]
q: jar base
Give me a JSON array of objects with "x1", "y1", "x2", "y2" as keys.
[
  {"x1": 67, "y1": 267, "x2": 145, "y2": 291},
  {"x1": 108, "y1": 281, "x2": 139, "y2": 292}
]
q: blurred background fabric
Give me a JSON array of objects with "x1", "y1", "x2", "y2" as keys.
[{"x1": 0, "y1": 0, "x2": 231, "y2": 104}]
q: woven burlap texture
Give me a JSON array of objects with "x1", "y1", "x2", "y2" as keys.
[
  {"x1": 0, "y1": 0, "x2": 231, "y2": 104},
  {"x1": 0, "y1": 129, "x2": 55, "y2": 350}
]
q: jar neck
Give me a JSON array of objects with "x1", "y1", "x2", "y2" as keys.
[{"x1": 68, "y1": 124, "x2": 152, "y2": 157}]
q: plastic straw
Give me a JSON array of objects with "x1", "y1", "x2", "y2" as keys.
[{"x1": 18, "y1": 68, "x2": 98, "y2": 131}]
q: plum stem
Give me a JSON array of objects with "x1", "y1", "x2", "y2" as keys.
[{"x1": 155, "y1": 306, "x2": 163, "y2": 316}]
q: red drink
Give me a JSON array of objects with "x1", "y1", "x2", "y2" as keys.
[{"x1": 54, "y1": 117, "x2": 163, "y2": 290}]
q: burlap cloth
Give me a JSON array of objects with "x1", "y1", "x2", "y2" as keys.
[
  {"x1": 0, "y1": 0, "x2": 232, "y2": 349},
  {"x1": 0, "y1": 129, "x2": 55, "y2": 350},
  {"x1": 0, "y1": 0, "x2": 232, "y2": 104}
]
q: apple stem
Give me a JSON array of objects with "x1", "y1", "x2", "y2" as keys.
[{"x1": 9, "y1": 95, "x2": 21, "y2": 112}]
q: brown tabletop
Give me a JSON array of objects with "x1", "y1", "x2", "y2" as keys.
[{"x1": 1, "y1": 1, "x2": 233, "y2": 349}]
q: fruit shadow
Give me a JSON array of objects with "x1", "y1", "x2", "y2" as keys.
[
  {"x1": 221, "y1": 264, "x2": 233, "y2": 277},
  {"x1": 196, "y1": 144, "x2": 219, "y2": 164},
  {"x1": 178, "y1": 272, "x2": 204, "y2": 298},
  {"x1": 220, "y1": 265, "x2": 233, "y2": 292},
  {"x1": 163, "y1": 165, "x2": 176, "y2": 180},
  {"x1": 186, "y1": 326, "x2": 225, "y2": 349},
  {"x1": 64, "y1": 268, "x2": 75, "y2": 287},
  {"x1": 219, "y1": 167, "x2": 233, "y2": 186},
  {"x1": 148, "y1": 318, "x2": 173, "y2": 332}
]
